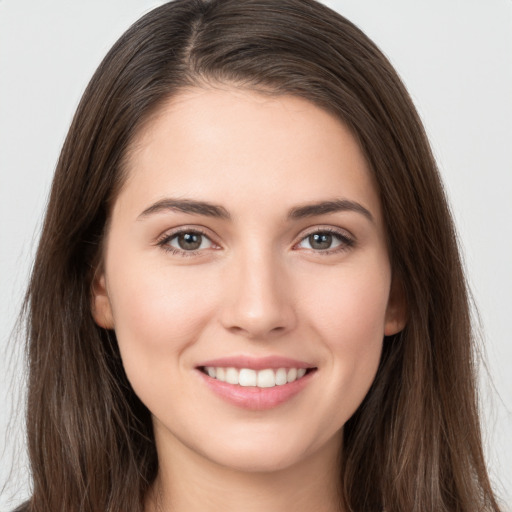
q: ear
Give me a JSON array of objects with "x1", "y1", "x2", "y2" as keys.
[
  {"x1": 384, "y1": 276, "x2": 407, "y2": 336},
  {"x1": 91, "y1": 270, "x2": 114, "y2": 329}
]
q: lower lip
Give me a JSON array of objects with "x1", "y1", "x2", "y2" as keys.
[{"x1": 196, "y1": 369, "x2": 316, "y2": 410}]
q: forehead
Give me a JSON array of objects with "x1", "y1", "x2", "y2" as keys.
[{"x1": 118, "y1": 86, "x2": 382, "y2": 223}]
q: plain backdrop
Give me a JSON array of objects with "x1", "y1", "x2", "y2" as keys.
[{"x1": 1, "y1": 0, "x2": 511, "y2": 510}]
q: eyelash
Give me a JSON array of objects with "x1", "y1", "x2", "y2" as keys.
[
  {"x1": 156, "y1": 227, "x2": 216, "y2": 257},
  {"x1": 156, "y1": 227, "x2": 355, "y2": 257},
  {"x1": 296, "y1": 227, "x2": 355, "y2": 255}
]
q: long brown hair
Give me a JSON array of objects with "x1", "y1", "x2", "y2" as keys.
[{"x1": 18, "y1": 0, "x2": 501, "y2": 510}]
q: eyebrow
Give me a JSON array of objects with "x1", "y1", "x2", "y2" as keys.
[
  {"x1": 138, "y1": 199, "x2": 231, "y2": 220},
  {"x1": 287, "y1": 199, "x2": 374, "y2": 222},
  {"x1": 138, "y1": 197, "x2": 373, "y2": 223}
]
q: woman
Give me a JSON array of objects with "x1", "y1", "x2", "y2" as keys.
[{"x1": 14, "y1": 0, "x2": 502, "y2": 510}]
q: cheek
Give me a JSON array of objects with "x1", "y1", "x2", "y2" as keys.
[
  {"x1": 304, "y1": 260, "x2": 391, "y2": 341},
  {"x1": 299, "y1": 261, "x2": 390, "y2": 411},
  {"x1": 105, "y1": 255, "x2": 220, "y2": 382}
]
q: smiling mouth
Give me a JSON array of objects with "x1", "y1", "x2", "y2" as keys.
[{"x1": 199, "y1": 366, "x2": 317, "y2": 388}]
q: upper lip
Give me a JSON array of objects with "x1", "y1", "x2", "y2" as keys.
[{"x1": 197, "y1": 355, "x2": 316, "y2": 371}]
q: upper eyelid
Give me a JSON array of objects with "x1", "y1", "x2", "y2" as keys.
[
  {"x1": 296, "y1": 225, "x2": 354, "y2": 241},
  {"x1": 156, "y1": 225, "x2": 217, "y2": 244}
]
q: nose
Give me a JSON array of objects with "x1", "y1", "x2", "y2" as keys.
[{"x1": 219, "y1": 248, "x2": 297, "y2": 340}]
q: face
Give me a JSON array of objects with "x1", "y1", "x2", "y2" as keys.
[{"x1": 93, "y1": 87, "x2": 405, "y2": 474}]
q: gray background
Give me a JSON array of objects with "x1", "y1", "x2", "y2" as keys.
[{"x1": 1, "y1": 0, "x2": 511, "y2": 510}]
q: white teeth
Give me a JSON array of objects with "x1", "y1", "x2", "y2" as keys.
[
  {"x1": 225, "y1": 367, "x2": 239, "y2": 385},
  {"x1": 287, "y1": 368, "x2": 297, "y2": 383},
  {"x1": 275, "y1": 368, "x2": 288, "y2": 385},
  {"x1": 203, "y1": 366, "x2": 310, "y2": 388},
  {"x1": 257, "y1": 369, "x2": 275, "y2": 388},
  {"x1": 239, "y1": 368, "x2": 257, "y2": 386}
]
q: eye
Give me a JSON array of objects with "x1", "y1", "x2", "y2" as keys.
[
  {"x1": 296, "y1": 229, "x2": 354, "y2": 253},
  {"x1": 158, "y1": 229, "x2": 217, "y2": 255}
]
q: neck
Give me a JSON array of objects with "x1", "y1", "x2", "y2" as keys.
[{"x1": 146, "y1": 428, "x2": 344, "y2": 512}]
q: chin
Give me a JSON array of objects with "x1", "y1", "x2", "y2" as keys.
[
  {"x1": 206, "y1": 446, "x2": 309, "y2": 474},
  {"x1": 195, "y1": 427, "x2": 341, "y2": 475}
]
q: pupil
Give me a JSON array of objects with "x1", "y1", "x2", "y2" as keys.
[
  {"x1": 178, "y1": 233, "x2": 202, "y2": 250},
  {"x1": 310, "y1": 233, "x2": 332, "y2": 250}
]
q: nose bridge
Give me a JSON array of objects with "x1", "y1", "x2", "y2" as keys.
[{"x1": 220, "y1": 241, "x2": 295, "y2": 338}]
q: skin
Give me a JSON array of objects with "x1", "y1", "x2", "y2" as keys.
[{"x1": 92, "y1": 87, "x2": 406, "y2": 512}]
